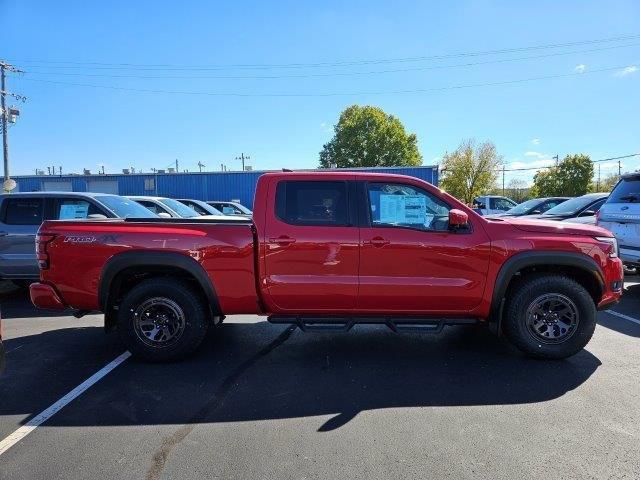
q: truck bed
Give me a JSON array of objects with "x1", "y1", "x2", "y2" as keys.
[{"x1": 36, "y1": 218, "x2": 261, "y2": 314}]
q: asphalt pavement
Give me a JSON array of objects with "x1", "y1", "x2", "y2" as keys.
[{"x1": 0, "y1": 279, "x2": 639, "y2": 480}]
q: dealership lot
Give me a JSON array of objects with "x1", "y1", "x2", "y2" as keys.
[{"x1": 0, "y1": 280, "x2": 639, "y2": 480}]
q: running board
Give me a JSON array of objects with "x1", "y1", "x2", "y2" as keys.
[{"x1": 267, "y1": 315, "x2": 478, "y2": 333}]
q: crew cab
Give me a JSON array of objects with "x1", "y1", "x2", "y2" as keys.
[{"x1": 30, "y1": 172, "x2": 623, "y2": 362}]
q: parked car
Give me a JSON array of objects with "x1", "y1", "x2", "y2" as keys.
[
  {"x1": 207, "y1": 201, "x2": 252, "y2": 217},
  {"x1": 472, "y1": 195, "x2": 517, "y2": 216},
  {"x1": 31, "y1": 171, "x2": 622, "y2": 362},
  {"x1": 597, "y1": 172, "x2": 640, "y2": 272},
  {"x1": 128, "y1": 196, "x2": 228, "y2": 220},
  {"x1": 488, "y1": 197, "x2": 569, "y2": 218},
  {"x1": 524, "y1": 193, "x2": 608, "y2": 221},
  {"x1": 176, "y1": 199, "x2": 225, "y2": 216},
  {"x1": 0, "y1": 192, "x2": 157, "y2": 281}
]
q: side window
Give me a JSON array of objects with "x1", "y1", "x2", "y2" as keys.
[
  {"x1": 188, "y1": 202, "x2": 207, "y2": 215},
  {"x1": 541, "y1": 200, "x2": 561, "y2": 212},
  {"x1": 367, "y1": 182, "x2": 450, "y2": 232},
  {"x1": 3, "y1": 198, "x2": 44, "y2": 225},
  {"x1": 137, "y1": 201, "x2": 164, "y2": 215},
  {"x1": 582, "y1": 199, "x2": 606, "y2": 216},
  {"x1": 275, "y1": 181, "x2": 349, "y2": 226},
  {"x1": 55, "y1": 199, "x2": 103, "y2": 219},
  {"x1": 494, "y1": 198, "x2": 515, "y2": 210}
]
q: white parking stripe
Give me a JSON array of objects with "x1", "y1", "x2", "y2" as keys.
[
  {"x1": 604, "y1": 310, "x2": 640, "y2": 326},
  {"x1": 0, "y1": 351, "x2": 131, "y2": 456}
]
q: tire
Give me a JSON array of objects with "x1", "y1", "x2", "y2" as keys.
[
  {"x1": 117, "y1": 278, "x2": 210, "y2": 362},
  {"x1": 503, "y1": 274, "x2": 596, "y2": 360}
]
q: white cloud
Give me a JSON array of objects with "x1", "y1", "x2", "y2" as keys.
[
  {"x1": 614, "y1": 65, "x2": 637, "y2": 77},
  {"x1": 508, "y1": 158, "x2": 554, "y2": 170},
  {"x1": 524, "y1": 151, "x2": 549, "y2": 159},
  {"x1": 531, "y1": 138, "x2": 540, "y2": 145},
  {"x1": 320, "y1": 122, "x2": 332, "y2": 133},
  {"x1": 598, "y1": 161, "x2": 621, "y2": 171},
  {"x1": 574, "y1": 64, "x2": 587, "y2": 74}
]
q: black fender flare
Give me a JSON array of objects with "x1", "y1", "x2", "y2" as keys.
[
  {"x1": 490, "y1": 250, "x2": 604, "y2": 321},
  {"x1": 99, "y1": 251, "x2": 221, "y2": 315}
]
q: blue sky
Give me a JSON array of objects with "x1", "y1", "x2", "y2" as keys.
[{"x1": 2, "y1": 0, "x2": 639, "y2": 186}]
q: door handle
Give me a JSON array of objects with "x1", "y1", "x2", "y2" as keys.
[
  {"x1": 269, "y1": 235, "x2": 296, "y2": 246},
  {"x1": 367, "y1": 236, "x2": 390, "y2": 247}
]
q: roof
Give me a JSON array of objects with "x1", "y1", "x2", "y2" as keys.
[{"x1": 0, "y1": 191, "x2": 118, "y2": 198}]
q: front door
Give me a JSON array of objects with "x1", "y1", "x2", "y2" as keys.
[
  {"x1": 358, "y1": 181, "x2": 490, "y2": 314},
  {"x1": 263, "y1": 179, "x2": 359, "y2": 313}
]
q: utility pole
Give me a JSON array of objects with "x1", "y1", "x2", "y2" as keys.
[
  {"x1": 1, "y1": 61, "x2": 25, "y2": 191},
  {"x1": 197, "y1": 161, "x2": 205, "y2": 172},
  {"x1": 618, "y1": 160, "x2": 622, "y2": 176},
  {"x1": 175, "y1": 159, "x2": 179, "y2": 172},
  {"x1": 502, "y1": 164, "x2": 506, "y2": 196},
  {"x1": 597, "y1": 163, "x2": 601, "y2": 191},
  {"x1": 553, "y1": 155, "x2": 559, "y2": 166},
  {"x1": 236, "y1": 153, "x2": 250, "y2": 171}
]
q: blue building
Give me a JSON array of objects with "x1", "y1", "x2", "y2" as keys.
[{"x1": 13, "y1": 165, "x2": 439, "y2": 209}]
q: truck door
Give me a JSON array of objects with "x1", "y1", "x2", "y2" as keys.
[
  {"x1": 262, "y1": 179, "x2": 359, "y2": 312},
  {"x1": 358, "y1": 181, "x2": 490, "y2": 313}
]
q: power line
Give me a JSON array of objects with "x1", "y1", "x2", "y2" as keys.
[
  {"x1": 7, "y1": 33, "x2": 640, "y2": 71},
  {"x1": 16, "y1": 42, "x2": 640, "y2": 80},
  {"x1": 17, "y1": 62, "x2": 637, "y2": 97},
  {"x1": 502, "y1": 153, "x2": 639, "y2": 172}
]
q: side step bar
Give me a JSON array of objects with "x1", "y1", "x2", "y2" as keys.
[{"x1": 268, "y1": 315, "x2": 478, "y2": 333}]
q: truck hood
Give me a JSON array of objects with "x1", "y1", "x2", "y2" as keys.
[{"x1": 492, "y1": 216, "x2": 612, "y2": 237}]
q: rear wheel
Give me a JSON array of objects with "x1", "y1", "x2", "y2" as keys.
[
  {"x1": 117, "y1": 278, "x2": 209, "y2": 362},
  {"x1": 503, "y1": 274, "x2": 596, "y2": 359}
]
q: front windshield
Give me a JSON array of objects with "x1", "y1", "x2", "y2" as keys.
[
  {"x1": 504, "y1": 198, "x2": 540, "y2": 215},
  {"x1": 543, "y1": 196, "x2": 599, "y2": 216},
  {"x1": 159, "y1": 198, "x2": 201, "y2": 218},
  {"x1": 96, "y1": 196, "x2": 159, "y2": 218}
]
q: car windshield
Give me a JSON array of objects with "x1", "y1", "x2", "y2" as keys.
[
  {"x1": 543, "y1": 196, "x2": 600, "y2": 216},
  {"x1": 608, "y1": 176, "x2": 640, "y2": 203},
  {"x1": 504, "y1": 198, "x2": 540, "y2": 215},
  {"x1": 159, "y1": 198, "x2": 201, "y2": 217},
  {"x1": 95, "y1": 196, "x2": 159, "y2": 218}
]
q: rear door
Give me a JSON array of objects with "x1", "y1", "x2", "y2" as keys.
[
  {"x1": 358, "y1": 181, "x2": 491, "y2": 313},
  {"x1": 262, "y1": 179, "x2": 359, "y2": 312},
  {"x1": 0, "y1": 197, "x2": 44, "y2": 278}
]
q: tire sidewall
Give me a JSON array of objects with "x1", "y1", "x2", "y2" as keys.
[
  {"x1": 505, "y1": 276, "x2": 596, "y2": 359},
  {"x1": 117, "y1": 279, "x2": 208, "y2": 362}
]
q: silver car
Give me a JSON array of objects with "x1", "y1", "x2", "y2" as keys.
[
  {"x1": 0, "y1": 192, "x2": 156, "y2": 281},
  {"x1": 127, "y1": 196, "x2": 229, "y2": 220}
]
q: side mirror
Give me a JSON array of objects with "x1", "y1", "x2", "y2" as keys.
[
  {"x1": 87, "y1": 214, "x2": 108, "y2": 220},
  {"x1": 449, "y1": 209, "x2": 469, "y2": 229},
  {"x1": 158, "y1": 212, "x2": 172, "y2": 218},
  {"x1": 531, "y1": 209, "x2": 542, "y2": 215}
]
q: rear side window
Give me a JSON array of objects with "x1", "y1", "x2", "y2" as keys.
[
  {"x1": 608, "y1": 177, "x2": 640, "y2": 203},
  {"x1": 275, "y1": 181, "x2": 349, "y2": 226},
  {"x1": 55, "y1": 199, "x2": 104, "y2": 219},
  {"x1": 3, "y1": 198, "x2": 44, "y2": 225}
]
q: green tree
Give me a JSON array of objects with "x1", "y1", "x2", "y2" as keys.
[
  {"x1": 532, "y1": 154, "x2": 594, "y2": 197},
  {"x1": 319, "y1": 105, "x2": 422, "y2": 168},
  {"x1": 439, "y1": 139, "x2": 502, "y2": 204}
]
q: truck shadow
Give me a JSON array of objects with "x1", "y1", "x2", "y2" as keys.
[{"x1": 0, "y1": 320, "x2": 601, "y2": 433}]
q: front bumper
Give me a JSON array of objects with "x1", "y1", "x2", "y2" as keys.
[
  {"x1": 29, "y1": 283, "x2": 67, "y2": 310},
  {"x1": 596, "y1": 257, "x2": 624, "y2": 310}
]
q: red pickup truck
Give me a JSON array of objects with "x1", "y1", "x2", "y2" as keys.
[{"x1": 30, "y1": 171, "x2": 623, "y2": 362}]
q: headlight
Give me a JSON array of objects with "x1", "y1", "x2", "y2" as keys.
[{"x1": 595, "y1": 236, "x2": 618, "y2": 258}]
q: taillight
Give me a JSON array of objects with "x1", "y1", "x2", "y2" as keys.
[{"x1": 35, "y1": 233, "x2": 56, "y2": 269}]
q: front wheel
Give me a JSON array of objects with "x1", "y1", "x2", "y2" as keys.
[
  {"x1": 117, "y1": 278, "x2": 209, "y2": 362},
  {"x1": 503, "y1": 274, "x2": 596, "y2": 360}
]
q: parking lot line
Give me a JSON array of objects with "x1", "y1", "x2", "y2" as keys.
[
  {"x1": 604, "y1": 310, "x2": 640, "y2": 326},
  {"x1": 0, "y1": 351, "x2": 131, "y2": 457}
]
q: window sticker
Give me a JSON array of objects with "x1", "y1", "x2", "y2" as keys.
[
  {"x1": 379, "y1": 194, "x2": 426, "y2": 225},
  {"x1": 59, "y1": 203, "x2": 89, "y2": 219}
]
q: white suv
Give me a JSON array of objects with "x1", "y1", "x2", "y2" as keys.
[{"x1": 597, "y1": 173, "x2": 640, "y2": 271}]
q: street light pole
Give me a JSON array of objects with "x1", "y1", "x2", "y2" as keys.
[{"x1": 1, "y1": 64, "x2": 8, "y2": 184}]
